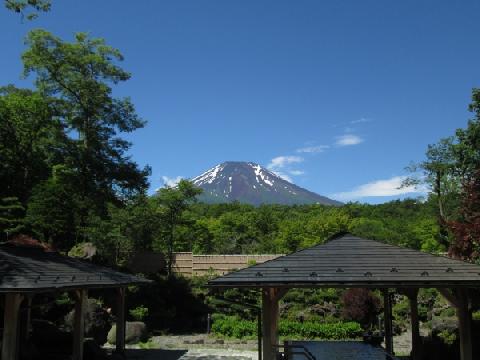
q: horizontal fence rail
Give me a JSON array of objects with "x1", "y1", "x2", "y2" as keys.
[{"x1": 128, "y1": 251, "x2": 283, "y2": 276}]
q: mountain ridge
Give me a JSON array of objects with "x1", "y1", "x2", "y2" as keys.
[{"x1": 191, "y1": 161, "x2": 341, "y2": 206}]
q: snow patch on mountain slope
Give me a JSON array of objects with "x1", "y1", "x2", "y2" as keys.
[{"x1": 192, "y1": 164, "x2": 224, "y2": 185}]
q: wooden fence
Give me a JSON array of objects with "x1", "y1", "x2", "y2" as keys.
[{"x1": 128, "y1": 251, "x2": 282, "y2": 276}]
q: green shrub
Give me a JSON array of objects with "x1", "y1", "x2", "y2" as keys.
[
  {"x1": 279, "y1": 320, "x2": 362, "y2": 339},
  {"x1": 129, "y1": 305, "x2": 149, "y2": 321},
  {"x1": 212, "y1": 316, "x2": 362, "y2": 340},
  {"x1": 438, "y1": 329, "x2": 457, "y2": 345}
]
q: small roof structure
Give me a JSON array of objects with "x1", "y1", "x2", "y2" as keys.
[
  {"x1": 0, "y1": 243, "x2": 148, "y2": 293},
  {"x1": 0, "y1": 242, "x2": 150, "y2": 360},
  {"x1": 208, "y1": 233, "x2": 480, "y2": 288},
  {"x1": 209, "y1": 233, "x2": 480, "y2": 360}
]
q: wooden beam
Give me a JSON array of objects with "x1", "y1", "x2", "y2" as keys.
[
  {"x1": 115, "y1": 287, "x2": 126, "y2": 354},
  {"x1": 405, "y1": 289, "x2": 422, "y2": 360},
  {"x1": 72, "y1": 289, "x2": 87, "y2": 360},
  {"x1": 437, "y1": 288, "x2": 460, "y2": 308},
  {"x1": 2, "y1": 293, "x2": 24, "y2": 360},
  {"x1": 262, "y1": 288, "x2": 287, "y2": 360},
  {"x1": 438, "y1": 288, "x2": 472, "y2": 360},
  {"x1": 383, "y1": 289, "x2": 394, "y2": 355}
]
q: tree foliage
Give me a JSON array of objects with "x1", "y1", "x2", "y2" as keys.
[
  {"x1": 0, "y1": 31, "x2": 150, "y2": 250},
  {"x1": 4, "y1": 0, "x2": 50, "y2": 20},
  {"x1": 341, "y1": 289, "x2": 381, "y2": 329},
  {"x1": 0, "y1": 197, "x2": 24, "y2": 241},
  {"x1": 153, "y1": 180, "x2": 203, "y2": 275},
  {"x1": 406, "y1": 88, "x2": 480, "y2": 255},
  {"x1": 22, "y1": 30, "x2": 150, "y2": 209}
]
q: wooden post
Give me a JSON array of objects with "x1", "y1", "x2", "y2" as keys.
[
  {"x1": 258, "y1": 309, "x2": 262, "y2": 360},
  {"x1": 456, "y1": 289, "x2": 472, "y2": 360},
  {"x1": 2, "y1": 293, "x2": 24, "y2": 360},
  {"x1": 438, "y1": 288, "x2": 472, "y2": 360},
  {"x1": 20, "y1": 295, "x2": 33, "y2": 341},
  {"x1": 262, "y1": 288, "x2": 287, "y2": 360},
  {"x1": 383, "y1": 289, "x2": 394, "y2": 355},
  {"x1": 72, "y1": 289, "x2": 87, "y2": 360},
  {"x1": 116, "y1": 287, "x2": 126, "y2": 354},
  {"x1": 406, "y1": 289, "x2": 421, "y2": 360}
]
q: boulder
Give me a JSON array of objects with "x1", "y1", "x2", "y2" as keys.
[
  {"x1": 65, "y1": 298, "x2": 112, "y2": 345},
  {"x1": 431, "y1": 316, "x2": 458, "y2": 336},
  {"x1": 107, "y1": 321, "x2": 148, "y2": 345},
  {"x1": 68, "y1": 242, "x2": 97, "y2": 259}
]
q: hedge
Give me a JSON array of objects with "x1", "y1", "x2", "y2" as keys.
[{"x1": 211, "y1": 316, "x2": 362, "y2": 340}]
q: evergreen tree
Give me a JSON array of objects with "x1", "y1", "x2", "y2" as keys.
[{"x1": 0, "y1": 197, "x2": 24, "y2": 241}]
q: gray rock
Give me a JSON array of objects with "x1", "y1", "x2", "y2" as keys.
[
  {"x1": 431, "y1": 317, "x2": 458, "y2": 336},
  {"x1": 108, "y1": 321, "x2": 148, "y2": 345}
]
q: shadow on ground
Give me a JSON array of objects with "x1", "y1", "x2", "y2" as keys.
[
  {"x1": 126, "y1": 349, "x2": 188, "y2": 360},
  {"x1": 125, "y1": 349, "x2": 255, "y2": 360}
]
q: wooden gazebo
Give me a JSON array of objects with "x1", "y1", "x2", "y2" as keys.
[
  {"x1": 209, "y1": 233, "x2": 480, "y2": 360},
  {"x1": 0, "y1": 242, "x2": 150, "y2": 360}
]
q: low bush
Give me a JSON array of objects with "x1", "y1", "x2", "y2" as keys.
[
  {"x1": 130, "y1": 305, "x2": 149, "y2": 321},
  {"x1": 211, "y1": 316, "x2": 362, "y2": 340}
]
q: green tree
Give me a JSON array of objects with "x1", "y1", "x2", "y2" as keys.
[
  {"x1": 22, "y1": 30, "x2": 150, "y2": 220},
  {"x1": 0, "y1": 197, "x2": 24, "y2": 241},
  {"x1": 154, "y1": 180, "x2": 202, "y2": 275},
  {"x1": 25, "y1": 165, "x2": 79, "y2": 248},
  {"x1": 81, "y1": 195, "x2": 161, "y2": 265},
  {"x1": 405, "y1": 88, "x2": 480, "y2": 250},
  {"x1": 0, "y1": 86, "x2": 65, "y2": 203},
  {"x1": 4, "y1": 0, "x2": 50, "y2": 20}
]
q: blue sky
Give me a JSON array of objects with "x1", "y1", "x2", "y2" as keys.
[{"x1": 1, "y1": 1, "x2": 479, "y2": 203}]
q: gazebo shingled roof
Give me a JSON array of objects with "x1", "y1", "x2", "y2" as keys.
[
  {"x1": 0, "y1": 243, "x2": 149, "y2": 293},
  {"x1": 209, "y1": 233, "x2": 480, "y2": 360},
  {"x1": 208, "y1": 233, "x2": 480, "y2": 288},
  {"x1": 0, "y1": 242, "x2": 150, "y2": 360}
]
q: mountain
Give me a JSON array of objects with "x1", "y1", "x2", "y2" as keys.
[{"x1": 191, "y1": 161, "x2": 342, "y2": 206}]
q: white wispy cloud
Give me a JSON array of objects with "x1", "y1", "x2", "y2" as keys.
[
  {"x1": 161, "y1": 175, "x2": 183, "y2": 187},
  {"x1": 268, "y1": 155, "x2": 304, "y2": 170},
  {"x1": 296, "y1": 145, "x2": 329, "y2": 154},
  {"x1": 273, "y1": 171, "x2": 293, "y2": 183},
  {"x1": 331, "y1": 176, "x2": 427, "y2": 201},
  {"x1": 289, "y1": 170, "x2": 305, "y2": 176},
  {"x1": 351, "y1": 117, "x2": 371, "y2": 124},
  {"x1": 335, "y1": 134, "x2": 364, "y2": 146}
]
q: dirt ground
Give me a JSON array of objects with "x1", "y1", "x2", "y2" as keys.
[{"x1": 116, "y1": 335, "x2": 259, "y2": 360}]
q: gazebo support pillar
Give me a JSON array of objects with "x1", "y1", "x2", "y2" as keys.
[
  {"x1": 383, "y1": 289, "x2": 394, "y2": 355},
  {"x1": 457, "y1": 290, "x2": 472, "y2": 360},
  {"x1": 2, "y1": 293, "x2": 24, "y2": 360},
  {"x1": 438, "y1": 288, "x2": 472, "y2": 360},
  {"x1": 115, "y1": 287, "x2": 126, "y2": 355},
  {"x1": 262, "y1": 288, "x2": 287, "y2": 360},
  {"x1": 405, "y1": 289, "x2": 421, "y2": 360},
  {"x1": 23, "y1": 295, "x2": 33, "y2": 341},
  {"x1": 73, "y1": 289, "x2": 88, "y2": 360}
]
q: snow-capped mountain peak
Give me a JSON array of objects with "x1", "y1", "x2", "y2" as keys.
[{"x1": 191, "y1": 161, "x2": 341, "y2": 206}]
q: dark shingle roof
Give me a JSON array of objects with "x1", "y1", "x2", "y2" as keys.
[
  {"x1": 208, "y1": 233, "x2": 480, "y2": 288},
  {"x1": 0, "y1": 244, "x2": 150, "y2": 293}
]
